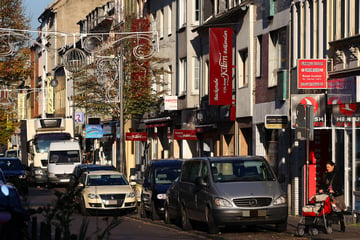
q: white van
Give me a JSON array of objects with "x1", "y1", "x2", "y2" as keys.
[{"x1": 47, "y1": 140, "x2": 82, "y2": 185}]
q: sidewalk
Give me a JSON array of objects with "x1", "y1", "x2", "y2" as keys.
[{"x1": 287, "y1": 214, "x2": 360, "y2": 239}]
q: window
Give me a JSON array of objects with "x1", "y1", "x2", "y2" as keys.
[
  {"x1": 167, "y1": 65, "x2": 173, "y2": 94},
  {"x1": 204, "y1": 60, "x2": 209, "y2": 95},
  {"x1": 238, "y1": 49, "x2": 248, "y2": 88},
  {"x1": 195, "y1": 0, "x2": 200, "y2": 23},
  {"x1": 178, "y1": 58, "x2": 187, "y2": 95},
  {"x1": 181, "y1": 161, "x2": 200, "y2": 183},
  {"x1": 167, "y1": 4, "x2": 172, "y2": 36},
  {"x1": 193, "y1": 56, "x2": 200, "y2": 92},
  {"x1": 159, "y1": 9, "x2": 164, "y2": 39},
  {"x1": 268, "y1": 29, "x2": 287, "y2": 87},
  {"x1": 256, "y1": 36, "x2": 262, "y2": 77},
  {"x1": 179, "y1": 0, "x2": 187, "y2": 28}
]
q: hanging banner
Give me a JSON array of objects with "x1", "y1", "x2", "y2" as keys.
[{"x1": 209, "y1": 27, "x2": 233, "y2": 105}]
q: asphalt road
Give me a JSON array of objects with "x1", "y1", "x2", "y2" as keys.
[{"x1": 23, "y1": 186, "x2": 360, "y2": 240}]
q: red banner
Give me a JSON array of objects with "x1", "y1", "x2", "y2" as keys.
[
  {"x1": 173, "y1": 129, "x2": 197, "y2": 140},
  {"x1": 209, "y1": 28, "x2": 233, "y2": 105},
  {"x1": 126, "y1": 132, "x2": 147, "y2": 141}
]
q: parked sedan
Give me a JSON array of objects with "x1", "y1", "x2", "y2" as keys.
[
  {"x1": 0, "y1": 157, "x2": 28, "y2": 195},
  {"x1": 78, "y1": 170, "x2": 136, "y2": 215}
]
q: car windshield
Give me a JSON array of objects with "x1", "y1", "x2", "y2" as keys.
[
  {"x1": 211, "y1": 159, "x2": 275, "y2": 182},
  {"x1": 49, "y1": 151, "x2": 80, "y2": 163},
  {"x1": 86, "y1": 174, "x2": 128, "y2": 186},
  {"x1": 5, "y1": 150, "x2": 19, "y2": 158},
  {"x1": 0, "y1": 159, "x2": 23, "y2": 171},
  {"x1": 155, "y1": 166, "x2": 181, "y2": 184}
]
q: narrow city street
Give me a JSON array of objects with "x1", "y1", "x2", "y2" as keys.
[{"x1": 22, "y1": 186, "x2": 360, "y2": 240}]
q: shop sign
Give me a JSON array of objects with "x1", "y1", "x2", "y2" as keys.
[
  {"x1": 86, "y1": 124, "x2": 103, "y2": 138},
  {"x1": 332, "y1": 102, "x2": 360, "y2": 128},
  {"x1": 291, "y1": 94, "x2": 326, "y2": 129},
  {"x1": 265, "y1": 115, "x2": 288, "y2": 129},
  {"x1": 297, "y1": 59, "x2": 327, "y2": 89},
  {"x1": 125, "y1": 132, "x2": 147, "y2": 141},
  {"x1": 173, "y1": 129, "x2": 197, "y2": 140},
  {"x1": 164, "y1": 96, "x2": 178, "y2": 110},
  {"x1": 209, "y1": 27, "x2": 233, "y2": 105}
]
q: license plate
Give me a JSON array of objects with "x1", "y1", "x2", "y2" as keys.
[
  {"x1": 241, "y1": 210, "x2": 266, "y2": 217},
  {"x1": 60, "y1": 179, "x2": 69, "y2": 182},
  {"x1": 104, "y1": 200, "x2": 117, "y2": 205}
]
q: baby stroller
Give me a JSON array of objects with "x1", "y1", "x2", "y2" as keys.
[{"x1": 295, "y1": 193, "x2": 335, "y2": 236}]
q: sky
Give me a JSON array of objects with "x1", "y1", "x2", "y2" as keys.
[{"x1": 23, "y1": 0, "x2": 54, "y2": 31}]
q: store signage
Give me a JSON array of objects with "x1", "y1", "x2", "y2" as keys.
[
  {"x1": 265, "y1": 115, "x2": 288, "y2": 129},
  {"x1": 86, "y1": 124, "x2": 103, "y2": 138},
  {"x1": 209, "y1": 27, "x2": 233, "y2": 105},
  {"x1": 173, "y1": 129, "x2": 197, "y2": 140},
  {"x1": 291, "y1": 94, "x2": 326, "y2": 129},
  {"x1": 297, "y1": 59, "x2": 327, "y2": 89},
  {"x1": 164, "y1": 96, "x2": 178, "y2": 110},
  {"x1": 125, "y1": 132, "x2": 147, "y2": 141},
  {"x1": 332, "y1": 103, "x2": 360, "y2": 128}
]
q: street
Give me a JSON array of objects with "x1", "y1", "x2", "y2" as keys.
[{"x1": 20, "y1": 186, "x2": 311, "y2": 240}]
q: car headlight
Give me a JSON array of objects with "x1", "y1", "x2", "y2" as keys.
[
  {"x1": 88, "y1": 193, "x2": 99, "y2": 199},
  {"x1": 34, "y1": 169, "x2": 44, "y2": 175},
  {"x1": 127, "y1": 191, "x2": 135, "y2": 198},
  {"x1": 157, "y1": 193, "x2": 166, "y2": 200},
  {"x1": 18, "y1": 175, "x2": 27, "y2": 179},
  {"x1": 214, "y1": 197, "x2": 232, "y2": 207},
  {"x1": 273, "y1": 194, "x2": 287, "y2": 205}
]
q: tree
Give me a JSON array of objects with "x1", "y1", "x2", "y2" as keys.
[
  {"x1": 73, "y1": 16, "x2": 169, "y2": 121},
  {"x1": 0, "y1": 0, "x2": 30, "y2": 144}
]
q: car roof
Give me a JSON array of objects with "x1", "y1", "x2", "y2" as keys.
[
  {"x1": 149, "y1": 159, "x2": 183, "y2": 167},
  {"x1": 86, "y1": 170, "x2": 123, "y2": 176},
  {"x1": 188, "y1": 156, "x2": 266, "y2": 162}
]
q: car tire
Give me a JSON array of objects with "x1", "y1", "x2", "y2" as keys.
[
  {"x1": 206, "y1": 207, "x2": 219, "y2": 234},
  {"x1": 181, "y1": 204, "x2": 192, "y2": 231},
  {"x1": 275, "y1": 221, "x2": 287, "y2": 232},
  {"x1": 138, "y1": 201, "x2": 146, "y2": 218},
  {"x1": 81, "y1": 198, "x2": 89, "y2": 216},
  {"x1": 164, "y1": 204, "x2": 172, "y2": 224},
  {"x1": 151, "y1": 201, "x2": 160, "y2": 220}
]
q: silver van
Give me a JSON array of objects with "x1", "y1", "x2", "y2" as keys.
[{"x1": 176, "y1": 156, "x2": 288, "y2": 234}]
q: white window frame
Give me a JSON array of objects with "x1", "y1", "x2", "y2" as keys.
[
  {"x1": 167, "y1": 4, "x2": 172, "y2": 36},
  {"x1": 194, "y1": 0, "x2": 200, "y2": 24},
  {"x1": 179, "y1": 0, "x2": 187, "y2": 28},
  {"x1": 192, "y1": 56, "x2": 200, "y2": 93},
  {"x1": 204, "y1": 60, "x2": 209, "y2": 95},
  {"x1": 268, "y1": 29, "x2": 287, "y2": 87},
  {"x1": 167, "y1": 65, "x2": 172, "y2": 95},
  {"x1": 159, "y1": 9, "x2": 164, "y2": 39},
  {"x1": 178, "y1": 58, "x2": 187, "y2": 95},
  {"x1": 237, "y1": 49, "x2": 248, "y2": 88}
]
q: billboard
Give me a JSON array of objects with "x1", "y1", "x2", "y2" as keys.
[
  {"x1": 209, "y1": 28, "x2": 233, "y2": 105},
  {"x1": 297, "y1": 59, "x2": 327, "y2": 89}
]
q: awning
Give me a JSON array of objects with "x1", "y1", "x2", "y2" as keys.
[
  {"x1": 144, "y1": 116, "x2": 171, "y2": 128},
  {"x1": 195, "y1": 123, "x2": 217, "y2": 133}
]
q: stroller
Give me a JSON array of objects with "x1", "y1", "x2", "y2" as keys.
[{"x1": 295, "y1": 193, "x2": 339, "y2": 236}]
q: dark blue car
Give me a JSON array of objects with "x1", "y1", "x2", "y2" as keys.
[
  {"x1": 139, "y1": 159, "x2": 183, "y2": 220},
  {"x1": 0, "y1": 157, "x2": 28, "y2": 195}
]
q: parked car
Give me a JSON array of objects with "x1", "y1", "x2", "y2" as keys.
[
  {"x1": 0, "y1": 169, "x2": 6, "y2": 184},
  {"x1": 0, "y1": 157, "x2": 28, "y2": 196},
  {"x1": 69, "y1": 164, "x2": 116, "y2": 189},
  {"x1": 78, "y1": 170, "x2": 136, "y2": 215},
  {"x1": 139, "y1": 159, "x2": 183, "y2": 220},
  {"x1": 0, "y1": 183, "x2": 29, "y2": 239},
  {"x1": 167, "y1": 156, "x2": 288, "y2": 234}
]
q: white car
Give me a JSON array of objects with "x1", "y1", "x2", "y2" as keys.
[{"x1": 78, "y1": 170, "x2": 136, "y2": 215}]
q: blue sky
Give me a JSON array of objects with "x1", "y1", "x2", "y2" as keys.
[{"x1": 23, "y1": 0, "x2": 53, "y2": 31}]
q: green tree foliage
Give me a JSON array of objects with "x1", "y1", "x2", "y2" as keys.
[
  {"x1": 73, "y1": 16, "x2": 169, "y2": 121},
  {"x1": 0, "y1": 108, "x2": 18, "y2": 145}
]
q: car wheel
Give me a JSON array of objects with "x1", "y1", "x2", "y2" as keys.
[
  {"x1": 206, "y1": 207, "x2": 219, "y2": 234},
  {"x1": 151, "y1": 201, "x2": 160, "y2": 220},
  {"x1": 138, "y1": 201, "x2": 146, "y2": 218},
  {"x1": 81, "y1": 198, "x2": 89, "y2": 216},
  {"x1": 181, "y1": 204, "x2": 192, "y2": 231},
  {"x1": 275, "y1": 221, "x2": 287, "y2": 232},
  {"x1": 164, "y1": 204, "x2": 172, "y2": 224}
]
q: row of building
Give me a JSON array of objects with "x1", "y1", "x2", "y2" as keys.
[{"x1": 8, "y1": 0, "x2": 360, "y2": 215}]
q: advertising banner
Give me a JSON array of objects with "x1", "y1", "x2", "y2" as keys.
[
  {"x1": 297, "y1": 59, "x2": 327, "y2": 89},
  {"x1": 332, "y1": 102, "x2": 360, "y2": 128},
  {"x1": 209, "y1": 28, "x2": 233, "y2": 105},
  {"x1": 291, "y1": 94, "x2": 326, "y2": 129},
  {"x1": 86, "y1": 124, "x2": 103, "y2": 138}
]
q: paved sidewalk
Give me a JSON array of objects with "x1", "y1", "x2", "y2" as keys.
[{"x1": 287, "y1": 214, "x2": 360, "y2": 239}]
